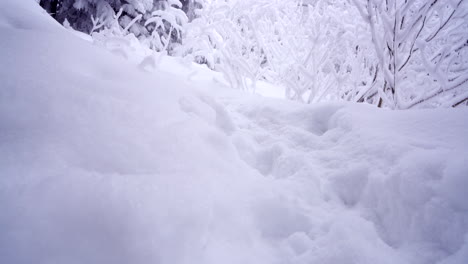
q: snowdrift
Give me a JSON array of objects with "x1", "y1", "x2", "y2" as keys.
[{"x1": 1, "y1": 1, "x2": 467, "y2": 264}]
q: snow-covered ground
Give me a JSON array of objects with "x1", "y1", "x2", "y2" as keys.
[{"x1": 1, "y1": 1, "x2": 467, "y2": 264}]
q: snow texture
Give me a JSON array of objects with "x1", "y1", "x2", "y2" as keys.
[{"x1": 1, "y1": 1, "x2": 467, "y2": 264}]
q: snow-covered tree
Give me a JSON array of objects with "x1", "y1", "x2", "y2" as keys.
[
  {"x1": 352, "y1": 0, "x2": 468, "y2": 108},
  {"x1": 178, "y1": 0, "x2": 377, "y2": 100},
  {"x1": 38, "y1": 0, "x2": 467, "y2": 108},
  {"x1": 39, "y1": 1, "x2": 190, "y2": 42}
]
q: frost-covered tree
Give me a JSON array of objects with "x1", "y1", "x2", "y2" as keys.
[
  {"x1": 178, "y1": 0, "x2": 377, "y2": 100},
  {"x1": 352, "y1": 0, "x2": 468, "y2": 108},
  {"x1": 39, "y1": 0, "x2": 467, "y2": 108}
]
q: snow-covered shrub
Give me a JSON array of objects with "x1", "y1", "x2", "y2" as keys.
[
  {"x1": 352, "y1": 0, "x2": 468, "y2": 109},
  {"x1": 181, "y1": 0, "x2": 203, "y2": 21},
  {"x1": 145, "y1": 0, "x2": 188, "y2": 53},
  {"x1": 175, "y1": 3, "x2": 223, "y2": 69},
  {"x1": 276, "y1": 1, "x2": 378, "y2": 104},
  {"x1": 39, "y1": 0, "x2": 467, "y2": 108},
  {"x1": 177, "y1": 0, "x2": 378, "y2": 99},
  {"x1": 174, "y1": 0, "x2": 254, "y2": 90},
  {"x1": 39, "y1": 0, "x2": 192, "y2": 53},
  {"x1": 177, "y1": 0, "x2": 466, "y2": 108},
  {"x1": 51, "y1": 0, "x2": 123, "y2": 33}
]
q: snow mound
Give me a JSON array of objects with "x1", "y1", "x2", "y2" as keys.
[
  {"x1": 0, "y1": 0, "x2": 60, "y2": 31},
  {"x1": 1, "y1": 1, "x2": 467, "y2": 264}
]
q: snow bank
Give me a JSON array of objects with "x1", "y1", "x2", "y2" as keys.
[
  {"x1": 224, "y1": 98, "x2": 468, "y2": 264},
  {"x1": 1, "y1": 1, "x2": 467, "y2": 264}
]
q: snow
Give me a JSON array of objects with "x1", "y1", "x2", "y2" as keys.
[{"x1": 1, "y1": 1, "x2": 468, "y2": 264}]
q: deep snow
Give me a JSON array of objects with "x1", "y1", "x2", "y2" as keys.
[{"x1": 1, "y1": 1, "x2": 468, "y2": 264}]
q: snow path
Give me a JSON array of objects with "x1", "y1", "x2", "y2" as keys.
[
  {"x1": 175, "y1": 88, "x2": 468, "y2": 264},
  {"x1": 1, "y1": 1, "x2": 468, "y2": 264}
]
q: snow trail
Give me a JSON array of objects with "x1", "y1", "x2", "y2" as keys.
[
  {"x1": 172, "y1": 85, "x2": 468, "y2": 263},
  {"x1": 202, "y1": 92, "x2": 468, "y2": 264}
]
